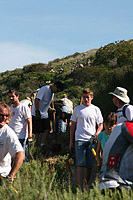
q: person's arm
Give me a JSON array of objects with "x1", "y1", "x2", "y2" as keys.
[
  {"x1": 8, "y1": 151, "x2": 25, "y2": 179},
  {"x1": 69, "y1": 121, "x2": 76, "y2": 151},
  {"x1": 95, "y1": 123, "x2": 103, "y2": 140},
  {"x1": 35, "y1": 98, "x2": 40, "y2": 111},
  {"x1": 26, "y1": 117, "x2": 32, "y2": 138},
  {"x1": 35, "y1": 98, "x2": 41, "y2": 118}
]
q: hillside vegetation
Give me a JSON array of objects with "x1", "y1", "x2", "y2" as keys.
[
  {"x1": 0, "y1": 39, "x2": 133, "y2": 115},
  {"x1": 0, "y1": 40, "x2": 133, "y2": 199}
]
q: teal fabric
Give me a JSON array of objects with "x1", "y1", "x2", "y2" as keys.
[{"x1": 98, "y1": 130, "x2": 109, "y2": 150}]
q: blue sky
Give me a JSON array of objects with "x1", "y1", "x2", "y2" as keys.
[{"x1": 0, "y1": 0, "x2": 132, "y2": 73}]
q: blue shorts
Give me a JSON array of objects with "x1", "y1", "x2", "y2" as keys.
[{"x1": 75, "y1": 140, "x2": 97, "y2": 168}]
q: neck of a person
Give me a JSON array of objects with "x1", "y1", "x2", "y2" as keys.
[
  {"x1": 84, "y1": 103, "x2": 91, "y2": 107},
  {"x1": 13, "y1": 101, "x2": 20, "y2": 108},
  {"x1": 117, "y1": 101, "x2": 125, "y2": 109}
]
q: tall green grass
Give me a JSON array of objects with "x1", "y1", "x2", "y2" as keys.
[{"x1": 0, "y1": 158, "x2": 132, "y2": 200}]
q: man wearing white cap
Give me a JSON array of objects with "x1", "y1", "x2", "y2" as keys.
[{"x1": 109, "y1": 87, "x2": 133, "y2": 123}]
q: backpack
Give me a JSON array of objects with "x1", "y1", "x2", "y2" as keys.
[
  {"x1": 116, "y1": 104, "x2": 129, "y2": 119},
  {"x1": 122, "y1": 104, "x2": 129, "y2": 119}
]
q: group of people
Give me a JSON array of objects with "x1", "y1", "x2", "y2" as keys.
[
  {"x1": 0, "y1": 87, "x2": 34, "y2": 184},
  {"x1": 0, "y1": 83, "x2": 133, "y2": 194},
  {"x1": 0, "y1": 81, "x2": 65, "y2": 184},
  {"x1": 69, "y1": 86, "x2": 133, "y2": 192}
]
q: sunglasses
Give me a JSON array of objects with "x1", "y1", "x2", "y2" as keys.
[
  {"x1": 83, "y1": 96, "x2": 90, "y2": 99},
  {"x1": 0, "y1": 113, "x2": 9, "y2": 117}
]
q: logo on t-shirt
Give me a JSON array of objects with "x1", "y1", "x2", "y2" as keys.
[
  {"x1": 11, "y1": 111, "x2": 15, "y2": 116},
  {"x1": 107, "y1": 153, "x2": 119, "y2": 168}
]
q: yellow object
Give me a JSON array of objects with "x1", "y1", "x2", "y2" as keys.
[
  {"x1": 91, "y1": 148, "x2": 97, "y2": 161},
  {"x1": 0, "y1": 175, "x2": 18, "y2": 195},
  {"x1": 26, "y1": 97, "x2": 31, "y2": 101},
  {"x1": 10, "y1": 185, "x2": 19, "y2": 195}
]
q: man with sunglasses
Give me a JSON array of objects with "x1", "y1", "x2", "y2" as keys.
[
  {"x1": 69, "y1": 88, "x2": 103, "y2": 190},
  {"x1": 0, "y1": 102, "x2": 25, "y2": 183},
  {"x1": 31, "y1": 81, "x2": 64, "y2": 148}
]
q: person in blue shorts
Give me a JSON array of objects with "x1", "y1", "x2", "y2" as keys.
[{"x1": 69, "y1": 88, "x2": 103, "y2": 190}]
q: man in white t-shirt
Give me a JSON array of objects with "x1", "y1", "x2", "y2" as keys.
[
  {"x1": 33, "y1": 81, "x2": 64, "y2": 147},
  {"x1": 69, "y1": 88, "x2": 103, "y2": 190},
  {"x1": 109, "y1": 87, "x2": 133, "y2": 123},
  {"x1": 8, "y1": 89, "x2": 32, "y2": 160},
  {"x1": 0, "y1": 102, "x2": 25, "y2": 182}
]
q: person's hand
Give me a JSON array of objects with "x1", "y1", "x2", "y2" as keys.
[
  {"x1": 5, "y1": 176, "x2": 15, "y2": 185},
  {"x1": 5, "y1": 176, "x2": 19, "y2": 195},
  {"x1": 35, "y1": 110, "x2": 41, "y2": 119},
  {"x1": 90, "y1": 135, "x2": 95, "y2": 147},
  {"x1": 26, "y1": 137, "x2": 33, "y2": 147},
  {"x1": 49, "y1": 108, "x2": 56, "y2": 113},
  {"x1": 94, "y1": 134, "x2": 98, "y2": 142}
]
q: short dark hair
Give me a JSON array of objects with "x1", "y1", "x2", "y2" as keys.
[
  {"x1": 8, "y1": 88, "x2": 19, "y2": 96},
  {"x1": 104, "y1": 112, "x2": 117, "y2": 126},
  {"x1": 54, "y1": 81, "x2": 64, "y2": 92}
]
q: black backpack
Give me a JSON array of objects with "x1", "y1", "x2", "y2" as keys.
[
  {"x1": 122, "y1": 104, "x2": 129, "y2": 119},
  {"x1": 116, "y1": 104, "x2": 129, "y2": 119}
]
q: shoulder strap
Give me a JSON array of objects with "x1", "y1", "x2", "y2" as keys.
[
  {"x1": 116, "y1": 104, "x2": 129, "y2": 119},
  {"x1": 122, "y1": 104, "x2": 129, "y2": 119}
]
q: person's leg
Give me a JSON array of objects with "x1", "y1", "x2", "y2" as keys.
[
  {"x1": 86, "y1": 142, "x2": 97, "y2": 187},
  {"x1": 32, "y1": 116, "x2": 41, "y2": 146},
  {"x1": 84, "y1": 167, "x2": 92, "y2": 186},
  {"x1": 40, "y1": 118, "x2": 50, "y2": 146},
  {"x1": 75, "y1": 141, "x2": 87, "y2": 190},
  {"x1": 41, "y1": 129, "x2": 49, "y2": 145},
  {"x1": 77, "y1": 166, "x2": 84, "y2": 190}
]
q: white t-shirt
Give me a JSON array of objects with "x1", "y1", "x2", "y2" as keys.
[
  {"x1": 35, "y1": 85, "x2": 54, "y2": 119},
  {"x1": 0, "y1": 124, "x2": 23, "y2": 177},
  {"x1": 61, "y1": 97, "x2": 73, "y2": 114},
  {"x1": 9, "y1": 104, "x2": 31, "y2": 139},
  {"x1": 20, "y1": 99, "x2": 32, "y2": 108},
  {"x1": 116, "y1": 104, "x2": 133, "y2": 124},
  {"x1": 71, "y1": 104, "x2": 103, "y2": 141},
  {"x1": 31, "y1": 100, "x2": 36, "y2": 116}
]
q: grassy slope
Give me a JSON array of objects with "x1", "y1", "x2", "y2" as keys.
[{"x1": 0, "y1": 40, "x2": 133, "y2": 198}]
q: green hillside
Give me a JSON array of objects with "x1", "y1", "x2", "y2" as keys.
[{"x1": 0, "y1": 39, "x2": 133, "y2": 115}]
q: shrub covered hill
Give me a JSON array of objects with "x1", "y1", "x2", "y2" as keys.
[{"x1": 0, "y1": 39, "x2": 133, "y2": 115}]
